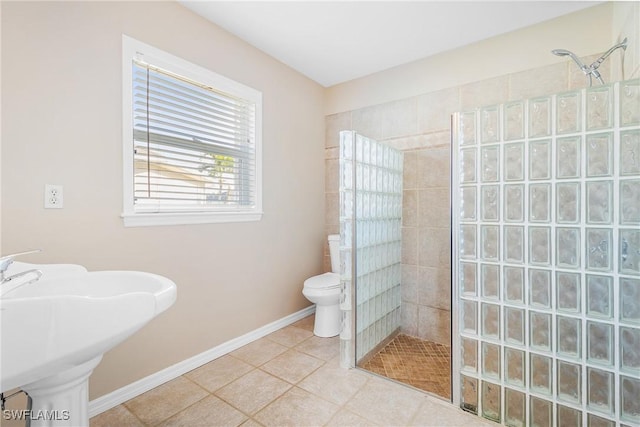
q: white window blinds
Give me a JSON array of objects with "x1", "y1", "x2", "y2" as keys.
[{"x1": 132, "y1": 61, "x2": 258, "y2": 213}]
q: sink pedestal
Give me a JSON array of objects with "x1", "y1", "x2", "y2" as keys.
[{"x1": 22, "y1": 356, "x2": 102, "y2": 427}]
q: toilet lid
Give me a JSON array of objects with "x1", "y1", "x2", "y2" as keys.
[{"x1": 304, "y1": 272, "x2": 341, "y2": 289}]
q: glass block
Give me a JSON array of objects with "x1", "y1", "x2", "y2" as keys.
[
  {"x1": 621, "y1": 130, "x2": 640, "y2": 175},
  {"x1": 504, "y1": 101, "x2": 524, "y2": 141},
  {"x1": 588, "y1": 413, "x2": 615, "y2": 427},
  {"x1": 504, "y1": 226, "x2": 524, "y2": 263},
  {"x1": 461, "y1": 262, "x2": 477, "y2": 296},
  {"x1": 587, "y1": 181, "x2": 613, "y2": 224},
  {"x1": 482, "y1": 303, "x2": 500, "y2": 339},
  {"x1": 529, "y1": 183, "x2": 550, "y2": 222},
  {"x1": 505, "y1": 347, "x2": 525, "y2": 387},
  {"x1": 505, "y1": 307, "x2": 525, "y2": 345},
  {"x1": 530, "y1": 311, "x2": 551, "y2": 351},
  {"x1": 461, "y1": 186, "x2": 477, "y2": 220},
  {"x1": 481, "y1": 105, "x2": 500, "y2": 143},
  {"x1": 587, "y1": 275, "x2": 613, "y2": 318},
  {"x1": 557, "y1": 90, "x2": 582, "y2": 134},
  {"x1": 620, "y1": 228, "x2": 640, "y2": 275},
  {"x1": 461, "y1": 375, "x2": 478, "y2": 414},
  {"x1": 461, "y1": 337, "x2": 478, "y2": 372},
  {"x1": 586, "y1": 133, "x2": 613, "y2": 177},
  {"x1": 587, "y1": 367, "x2": 614, "y2": 415},
  {"x1": 504, "y1": 266, "x2": 524, "y2": 304},
  {"x1": 557, "y1": 227, "x2": 580, "y2": 268},
  {"x1": 482, "y1": 381, "x2": 501, "y2": 422},
  {"x1": 557, "y1": 272, "x2": 581, "y2": 313},
  {"x1": 460, "y1": 148, "x2": 477, "y2": 183},
  {"x1": 481, "y1": 185, "x2": 499, "y2": 222},
  {"x1": 530, "y1": 396, "x2": 552, "y2": 427},
  {"x1": 529, "y1": 140, "x2": 551, "y2": 180},
  {"x1": 482, "y1": 342, "x2": 501, "y2": 379},
  {"x1": 621, "y1": 375, "x2": 640, "y2": 423},
  {"x1": 504, "y1": 184, "x2": 524, "y2": 222},
  {"x1": 587, "y1": 321, "x2": 614, "y2": 366},
  {"x1": 529, "y1": 227, "x2": 550, "y2": 266},
  {"x1": 460, "y1": 111, "x2": 477, "y2": 145},
  {"x1": 620, "y1": 79, "x2": 640, "y2": 126},
  {"x1": 557, "y1": 315, "x2": 581, "y2": 358},
  {"x1": 620, "y1": 326, "x2": 640, "y2": 372},
  {"x1": 504, "y1": 142, "x2": 524, "y2": 181},
  {"x1": 620, "y1": 278, "x2": 640, "y2": 324},
  {"x1": 529, "y1": 97, "x2": 551, "y2": 138},
  {"x1": 529, "y1": 269, "x2": 551, "y2": 308},
  {"x1": 481, "y1": 263, "x2": 500, "y2": 299},
  {"x1": 586, "y1": 85, "x2": 613, "y2": 130},
  {"x1": 505, "y1": 388, "x2": 526, "y2": 427},
  {"x1": 481, "y1": 226, "x2": 499, "y2": 261},
  {"x1": 462, "y1": 299, "x2": 477, "y2": 334},
  {"x1": 460, "y1": 224, "x2": 477, "y2": 259},
  {"x1": 558, "y1": 360, "x2": 581, "y2": 404},
  {"x1": 621, "y1": 179, "x2": 640, "y2": 224},
  {"x1": 586, "y1": 228, "x2": 612, "y2": 272},
  {"x1": 481, "y1": 146, "x2": 500, "y2": 182},
  {"x1": 556, "y1": 182, "x2": 580, "y2": 224},
  {"x1": 530, "y1": 353, "x2": 552, "y2": 395},
  {"x1": 556, "y1": 136, "x2": 581, "y2": 179},
  {"x1": 557, "y1": 404, "x2": 582, "y2": 427}
]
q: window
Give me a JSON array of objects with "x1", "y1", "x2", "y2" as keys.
[{"x1": 122, "y1": 35, "x2": 262, "y2": 226}]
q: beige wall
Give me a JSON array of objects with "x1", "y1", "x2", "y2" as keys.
[
  {"x1": 324, "y1": 1, "x2": 639, "y2": 345},
  {"x1": 1, "y1": 1, "x2": 326, "y2": 399}
]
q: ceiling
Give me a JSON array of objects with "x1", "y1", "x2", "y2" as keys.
[{"x1": 179, "y1": 1, "x2": 601, "y2": 87}]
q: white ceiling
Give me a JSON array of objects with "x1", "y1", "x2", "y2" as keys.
[{"x1": 179, "y1": 1, "x2": 601, "y2": 87}]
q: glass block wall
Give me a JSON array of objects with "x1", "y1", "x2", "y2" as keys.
[
  {"x1": 338, "y1": 131, "x2": 403, "y2": 367},
  {"x1": 451, "y1": 79, "x2": 640, "y2": 426}
]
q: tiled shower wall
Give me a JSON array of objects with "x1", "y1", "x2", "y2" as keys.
[{"x1": 325, "y1": 52, "x2": 638, "y2": 347}]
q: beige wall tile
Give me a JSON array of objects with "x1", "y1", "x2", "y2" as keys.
[
  {"x1": 417, "y1": 148, "x2": 451, "y2": 189},
  {"x1": 402, "y1": 227, "x2": 419, "y2": 266},
  {"x1": 403, "y1": 189, "x2": 418, "y2": 227},
  {"x1": 401, "y1": 264, "x2": 418, "y2": 303},
  {"x1": 418, "y1": 227, "x2": 451, "y2": 269},
  {"x1": 326, "y1": 112, "x2": 352, "y2": 148},
  {"x1": 418, "y1": 188, "x2": 450, "y2": 228},
  {"x1": 381, "y1": 98, "x2": 418, "y2": 139},
  {"x1": 509, "y1": 62, "x2": 570, "y2": 101},
  {"x1": 401, "y1": 302, "x2": 419, "y2": 336},
  {"x1": 352, "y1": 105, "x2": 385, "y2": 140},
  {"x1": 417, "y1": 306, "x2": 451, "y2": 345},
  {"x1": 460, "y1": 75, "x2": 510, "y2": 110},
  {"x1": 403, "y1": 151, "x2": 418, "y2": 190},
  {"x1": 417, "y1": 266, "x2": 451, "y2": 310},
  {"x1": 417, "y1": 87, "x2": 461, "y2": 132},
  {"x1": 325, "y1": 158, "x2": 340, "y2": 193}
]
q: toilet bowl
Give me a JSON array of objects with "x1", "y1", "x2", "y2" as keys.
[{"x1": 303, "y1": 234, "x2": 342, "y2": 337}]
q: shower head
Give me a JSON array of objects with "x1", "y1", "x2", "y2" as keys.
[
  {"x1": 592, "y1": 37, "x2": 628, "y2": 68},
  {"x1": 551, "y1": 48, "x2": 587, "y2": 70}
]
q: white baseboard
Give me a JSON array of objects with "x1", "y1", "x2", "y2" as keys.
[{"x1": 88, "y1": 305, "x2": 315, "y2": 418}]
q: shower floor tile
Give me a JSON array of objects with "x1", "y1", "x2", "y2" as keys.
[{"x1": 359, "y1": 334, "x2": 451, "y2": 399}]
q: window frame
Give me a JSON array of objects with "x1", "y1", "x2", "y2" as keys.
[{"x1": 121, "y1": 35, "x2": 262, "y2": 227}]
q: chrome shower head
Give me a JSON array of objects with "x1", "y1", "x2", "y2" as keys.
[{"x1": 552, "y1": 48, "x2": 587, "y2": 71}]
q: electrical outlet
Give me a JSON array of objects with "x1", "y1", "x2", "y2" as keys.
[{"x1": 44, "y1": 184, "x2": 64, "y2": 209}]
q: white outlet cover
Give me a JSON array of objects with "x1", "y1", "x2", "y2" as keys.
[{"x1": 44, "y1": 184, "x2": 64, "y2": 209}]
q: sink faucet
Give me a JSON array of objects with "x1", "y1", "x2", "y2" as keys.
[{"x1": 0, "y1": 249, "x2": 43, "y2": 286}]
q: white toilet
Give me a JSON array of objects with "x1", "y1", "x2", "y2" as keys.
[{"x1": 303, "y1": 234, "x2": 342, "y2": 337}]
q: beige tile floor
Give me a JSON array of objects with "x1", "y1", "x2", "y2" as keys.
[{"x1": 90, "y1": 315, "x2": 492, "y2": 427}]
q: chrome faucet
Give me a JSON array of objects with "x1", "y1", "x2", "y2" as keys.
[{"x1": 0, "y1": 249, "x2": 43, "y2": 286}]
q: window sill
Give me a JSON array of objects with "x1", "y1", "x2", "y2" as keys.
[{"x1": 121, "y1": 211, "x2": 263, "y2": 227}]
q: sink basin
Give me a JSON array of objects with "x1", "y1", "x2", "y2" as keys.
[{"x1": 0, "y1": 262, "x2": 177, "y2": 426}]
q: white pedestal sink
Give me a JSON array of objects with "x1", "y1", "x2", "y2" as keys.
[{"x1": 0, "y1": 262, "x2": 177, "y2": 427}]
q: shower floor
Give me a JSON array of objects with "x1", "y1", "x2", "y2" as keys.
[{"x1": 360, "y1": 334, "x2": 451, "y2": 399}]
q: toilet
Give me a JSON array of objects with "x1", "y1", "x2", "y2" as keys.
[{"x1": 303, "y1": 234, "x2": 342, "y2": 337}]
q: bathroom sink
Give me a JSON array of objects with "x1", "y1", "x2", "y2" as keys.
[{"x1": 0, "y1": 265, "x2": 177, "y2": 394}]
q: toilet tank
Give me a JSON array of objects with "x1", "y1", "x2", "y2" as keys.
[{"x1": 328, "y1": 234, "x2": 340, "y2": 274}]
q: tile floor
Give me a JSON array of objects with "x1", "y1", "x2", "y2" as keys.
[
  {"x1": 360, "y1": 334, "x2": 451, "y2": 399},
  {"x1": 91, "y1": 315, "x2": 491, "y2": 426}
]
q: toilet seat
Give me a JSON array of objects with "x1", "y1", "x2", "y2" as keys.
[{"x1": 303, "y1": 272, "x2": 340, "y2": 290}]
